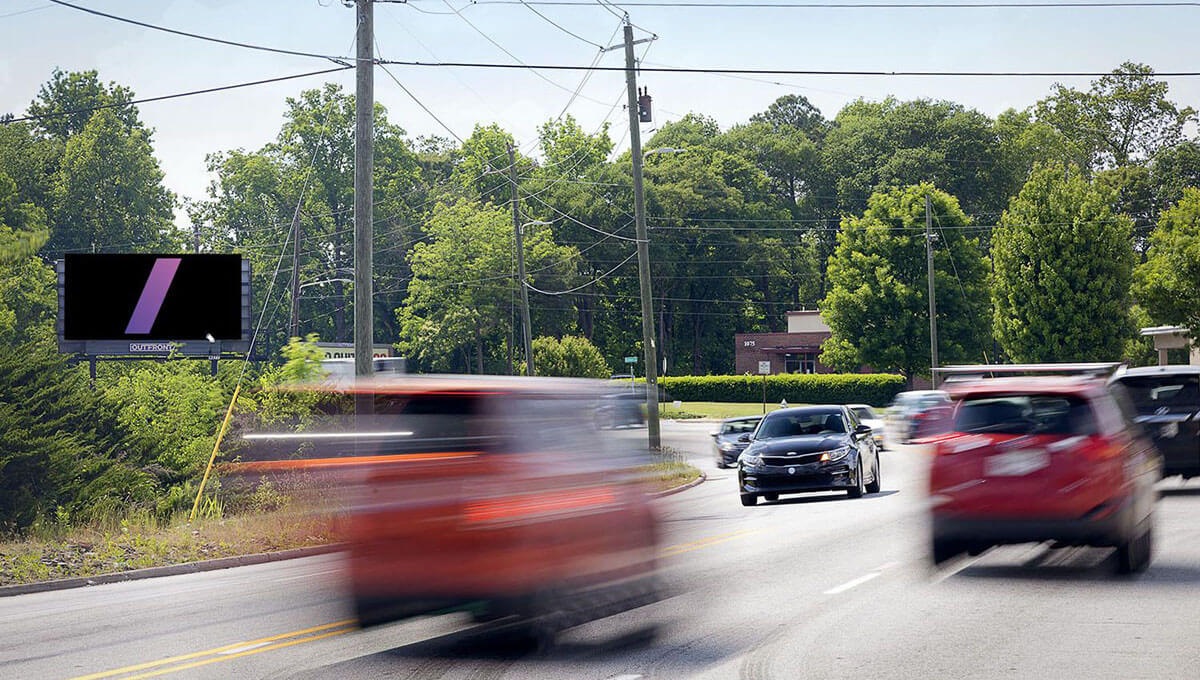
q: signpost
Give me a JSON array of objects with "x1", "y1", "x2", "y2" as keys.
[
  {"x1": 624, "y1": 356, "x2": 637, "y2": 390},
  {"x1": 758, "y1": 360, "x2": 771, "y2": 414}
]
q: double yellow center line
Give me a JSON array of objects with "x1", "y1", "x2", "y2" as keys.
[
  {"x1": 68, "y1": 619, "x2": 356, "y2": 680},
  {"x1": 71, "y1": 529, "x2": 759, "y2": 679}
]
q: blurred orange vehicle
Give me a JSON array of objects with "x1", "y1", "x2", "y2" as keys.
[{"x1": 326, "y1": 376, "x2": 662, "y2": 636}]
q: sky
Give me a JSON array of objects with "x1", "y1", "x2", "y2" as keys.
[{"x1": 4, "y1": 0, "x2": 1200, "y2": 225}]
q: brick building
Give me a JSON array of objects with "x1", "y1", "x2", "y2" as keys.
[{"x1": 735, "y1": 310, "x2": 840, "y2": 375}]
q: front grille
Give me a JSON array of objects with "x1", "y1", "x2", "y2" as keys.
[{"x1": 763, "y1": 452, "x2": 825, "y2": 466}]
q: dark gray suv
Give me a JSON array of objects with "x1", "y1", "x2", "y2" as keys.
[{"x1": 1111, "y1": 365, "x2": 1200, "y2": 480}]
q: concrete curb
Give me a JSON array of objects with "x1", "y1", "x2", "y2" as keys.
[
  {"x1": 3, "y1": 474, "x2": 708, "y2": 598},
  {"x1": 652, "y1": 470, "x2": 707, "y2": 498},
  {"x1": 0, "y1": 543, "x2": 344, "y2": 598}
]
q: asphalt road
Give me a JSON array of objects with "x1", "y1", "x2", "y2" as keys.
[{"x1": 4, "y1": 420, "x2": 1200, "y2": 679}]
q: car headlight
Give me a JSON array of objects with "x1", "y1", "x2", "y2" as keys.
[
  {"x1": 719, "y1": 441, "x2": 738, "y2": 452},
  {"x1": 739, "y1": 452, "x2": 764, "y2": 468},
  {"x1": 820, "y1": 446, "x2": 852, "y2": 463}
]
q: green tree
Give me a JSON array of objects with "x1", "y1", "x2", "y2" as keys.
[
  {"x1": 992, "y1": 164, "x2": 1135, "y2": 362},
  {"x1": 0, "y1": 171, "x2": 48, "y2": 265},
  {"x1": 1134, "y1": 188, "x2": 1200, "y2": 338},
  {"x1": 529, "y1": 335, "x2": 610, "y2": 378},
  {"x1": 47, "y1": 108, "x2": 179, "y2": 256},
  {"x1": 396, "y1": 199, "x2": 580, "y2": 373},
  {"x1": 194, "y1": 84, "x2": 422, "y2": 353},
  {"x1": 1034, "y1": 62, "x2": 1196, "y2": 170},
  {"x1": 26, "y1": 68, "x2": 141, "y2": 142},
  {"x1": 820, "y1": 185, "x2": 990, "y2": 383},
  {"x1": 822, "y1": 98, "x2": 1008, "y2": 218}
]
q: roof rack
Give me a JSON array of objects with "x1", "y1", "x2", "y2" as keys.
[{"x1": 934, "y1": 363, "x2": 1124, "y2": 383}]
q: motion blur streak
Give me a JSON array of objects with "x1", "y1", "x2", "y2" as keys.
[
  {"x1": 227, "y1": 450, "x2": 480, "y2": 472},
  {"x1": 68, "y1": 620, "x2": 355, "y2": 680}
]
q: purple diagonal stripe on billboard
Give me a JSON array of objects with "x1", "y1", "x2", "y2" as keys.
[{"x1": 124, "y1": 257, "x2": 182, "y2": 335}]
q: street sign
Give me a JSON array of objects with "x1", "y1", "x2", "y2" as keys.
[
  {"x1": 758, "y1": 360, "x2": 771, "y2": 375},
  {"x1": 625, "y1": 356, "x2": 638, "y2": 363}
]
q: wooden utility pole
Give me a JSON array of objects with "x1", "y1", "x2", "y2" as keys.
[
  {"x1": 289, "y1": 210, "x2": 302, "y2": 339},
  {"x1": 926, "y1": 194, "x2": 939, "y2": 387},
  {"x1": 623, "y1": 22, "x2": 660, "y2": 449},
  {"x1": 509, "y1": 144, "x2": 535, "y2": 376},
  {"x1": 353, "y1": 0, "x2": 374, "y2": 379}
]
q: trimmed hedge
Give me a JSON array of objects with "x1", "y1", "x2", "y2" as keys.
[{"x1": 657, "y1": 373, "x2": 907, "y2": 407}]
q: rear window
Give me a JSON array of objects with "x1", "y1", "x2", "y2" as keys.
[
  {"x1": 953, "y1": 395, "x2": 1098, "y2": 436},
  {"x1": 851, "y1": 406, "x2": 877, "y2": 420},
  {"x1": 1116, "y1": 374, "x2": 1200, "y2": 415},
  {"x1": 721, "y1": 419, "x2": 760, "y2": 435}
]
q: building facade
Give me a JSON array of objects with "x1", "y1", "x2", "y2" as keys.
[{"x1": 735, "y1": 310, "x2": 840, "y2": 375}]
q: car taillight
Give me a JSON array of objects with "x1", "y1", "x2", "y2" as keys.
[{"x1": 1049, "y1": 435, "x2": 1118, "y2": 461}]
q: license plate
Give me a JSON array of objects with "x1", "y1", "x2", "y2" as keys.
[{"x1": 985, "y1": 449, "x2": 1049, "y2": 476}]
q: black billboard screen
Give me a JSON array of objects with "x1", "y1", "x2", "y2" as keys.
[{"x1": 63, "y1": 254, "x2": 243, "y2": 341}]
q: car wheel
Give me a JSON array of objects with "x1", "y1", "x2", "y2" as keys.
[
  {"x1": 715, "y1": 459, "x2": 727, "y2": 470},
  {"x1": 763, "y1": 493, "x2": 779, "y2": 502},
  {"x1": 847, "y1": 459, "x2": 865, "y2": 498},
  {"x1": 931, "y1": 537, "x2": 961, "y2": 566},
  {"x1": 865, "y1": 457, "x2": 881, "y2": 494},
  {"x1": 740, "y1": 494, "x2": 758, "y2": 507},
  {"x1": 1115, "y1": 524, "x2": 1153, "y2": 575}
]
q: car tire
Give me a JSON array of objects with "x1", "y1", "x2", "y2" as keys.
[
  {"x1": 740, "y1": 494, "x2": 758, "y2": 507},
  {"x1": 763, "y1": 493, "x2": 779, "y2": 502},
  {"x1": 715, "y1": 460, "x2": 727, "y2": 470},
  {"x1": 931, "y1": 537, "x2": 961, "y2": 566},
  {"x1": 1115, "y1": 523, "x2": 1153, "y2": 575},
  {"x1": 847, "y1": 459, "x2": 866, "y2": 499},
  {"x1": 865, "y1": 457, "x2": 881, "y2": 494}
]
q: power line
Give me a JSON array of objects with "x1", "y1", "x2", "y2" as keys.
[
  {"x1": 379, "y1": 59, "x2": 1200, "y2": 77},
  {"x1": 418, "y1": 0, "x2": 1200, "y2": 7},
  {"x1": 1, "y1": 66, "x2": 354, "y2": 125},
  {"x1": 518, "y1": 0, "x2": 607, "y2": 48},
  {"x1": 46, "y1": 0, "x2": 356, "y2": 65}
]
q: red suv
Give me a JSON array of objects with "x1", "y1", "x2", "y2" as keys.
[{"x1": 927, "y1": 365, "x2": 1161, "y2": 574}]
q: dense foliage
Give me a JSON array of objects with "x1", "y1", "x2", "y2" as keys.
[
  {"x1": 4, "y1": 62, "x2": 1200, "y2": 532},
  {"x1": 658, "y1": 374, "x2": 907, "y2": 407}
]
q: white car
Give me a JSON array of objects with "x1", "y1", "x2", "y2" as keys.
[{"x1": 848, "y1": 404, "x2": 887, "y2": 451}]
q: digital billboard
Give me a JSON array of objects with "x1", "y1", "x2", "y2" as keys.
[{"x1": 58, "y1": 254, "x2": 251, "y2": 356}]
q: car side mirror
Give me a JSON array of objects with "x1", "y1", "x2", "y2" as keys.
[
  {"x1": 854, "y1": 424, "x2": 872, "y2": 436},
  {"x1": 709, "y1": 432, "x2": 719, "y2": 438},
  {"x1": 737, "y1": 433, "x2": 752, "y2": 443}
]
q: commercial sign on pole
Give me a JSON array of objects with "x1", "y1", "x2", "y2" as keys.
[{"x1": 315, "y1": 342, "x2": 393, "y2": 360}]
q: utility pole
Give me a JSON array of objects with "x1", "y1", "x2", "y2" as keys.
[
  {"x1": 289, "y1": 210, "x2": 302, "y2": 339},
  {"x1": 509, "y1": 144, "x2": 535, "y2": 376},
  {"x1": 353, "y1": 0, "x2": 374, "y2": 379},
  {"x1": 623, "y1": 22, "x2": 660, "y2": 450},
  {"x1": 926, "y1": 194, "x2": 939, "y2": 387}
]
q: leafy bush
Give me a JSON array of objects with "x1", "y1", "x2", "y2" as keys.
[
  {"x1": 529, "y1": 335, "x2": 611, "y2": 378},
  {"x1": 657, "y1": 373, "x2": 906, "y2": 407}
]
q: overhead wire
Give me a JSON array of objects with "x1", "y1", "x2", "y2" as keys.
[
  {"x1": 1, "y1": 66, "x2": 354, "y2": 125},
  {"x1": 45, "y1": 0, "x2": 356, "y2": 65}
]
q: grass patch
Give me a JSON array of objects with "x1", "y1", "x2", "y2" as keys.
[
  {"x1": 659, "y1": 401, "x2": 780, "y2": 420},
  {"x1": 639, "y1": 457, "x2": 703, "y2": 493},
  {"x1": 0, "y1": 509, "x2": 338, "y2": 588}
]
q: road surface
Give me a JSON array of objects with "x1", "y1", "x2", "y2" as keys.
[{"x1": 4, "y1": 420, "x2": 1200, "y2": 679}]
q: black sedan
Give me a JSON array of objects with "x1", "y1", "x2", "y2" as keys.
[
  {"x1": 711, "y1": 415, "x2": 763, "y2": 468},
  {"x1": 737, "y1": 405, "x2": 881, "y2": 506}
]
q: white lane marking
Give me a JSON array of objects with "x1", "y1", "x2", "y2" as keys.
[
  {"x1": 824, "y1": 571, "x2": 882, "y2": 595},
  {"x1": 608, "y1": 675, "x2": 644, "y2": 680}
]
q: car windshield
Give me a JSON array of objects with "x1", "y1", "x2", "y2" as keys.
[
  {"x1": 756, "y1": 412, "x2": 845, "y2": 438},
  {"x1": 953, "y1": 395, "x2": 1098, "y2": 436},
  {"x1": 721, "y1": 419, "x2": 760, "y2": 434},
  {"x1": 1117, "y1": 375, "x2": 1200, "y2": 415}
]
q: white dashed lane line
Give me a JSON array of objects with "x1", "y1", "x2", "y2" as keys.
[{"x1": 823, "y1": 561, "x2": 899, "y2": 595}]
